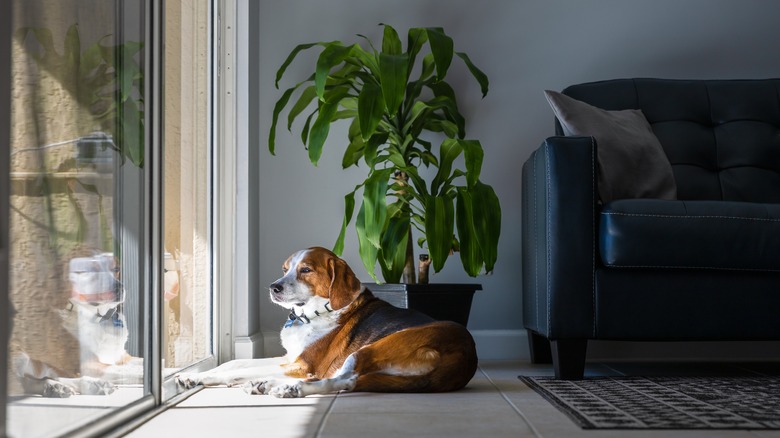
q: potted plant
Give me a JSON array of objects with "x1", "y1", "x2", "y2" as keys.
[{"x1": 269, "y1": 24, "x2": 501, "y2": 324}]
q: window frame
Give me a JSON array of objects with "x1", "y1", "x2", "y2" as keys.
[
  {"x1": 0, "y1": 0, "x2": 231, "y2": 435},
  {"x1": 1, "y1": 1, "x2": 12, "y2": 436}
]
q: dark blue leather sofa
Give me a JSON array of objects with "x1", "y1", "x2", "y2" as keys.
[{"x1": 521, "y1": 78, "x2": 780, "y2": 379}]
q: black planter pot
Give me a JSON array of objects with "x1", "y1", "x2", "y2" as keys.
[{"x1": 364, "y1": 283, "x2": 482, "y2": 326}]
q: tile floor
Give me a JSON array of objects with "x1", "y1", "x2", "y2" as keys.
[{"x1": 127, "y1": 360, "x2": 780, "y2": 438}]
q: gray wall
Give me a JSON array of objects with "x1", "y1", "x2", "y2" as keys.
[{"x1": 251, "y1": 0, "x2": 780, "y2": 357}]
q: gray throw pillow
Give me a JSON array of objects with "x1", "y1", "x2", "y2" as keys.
[{"x1": 544, "y1": 90, "x2": 677, "y2": 203}]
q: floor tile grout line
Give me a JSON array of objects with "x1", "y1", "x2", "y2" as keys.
[
  {"x1": 313, "y1": 392, "x2": 339, "y2": 437},
  {"x1": 480, "y1": 366, "x2": 544, "y2": 438}
]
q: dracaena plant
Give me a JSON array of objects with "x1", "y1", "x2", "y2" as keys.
[{"x1": 270, "y1": 24, "x2": 501, "y2": 284}]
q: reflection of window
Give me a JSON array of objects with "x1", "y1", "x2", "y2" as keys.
[{"x1": 3, "y1": 1, "x2": 216, "y2": 436}]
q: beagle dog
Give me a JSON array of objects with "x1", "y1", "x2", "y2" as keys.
[{"x1": 176, "y1": 246, "x2": 478, "y2": 398}]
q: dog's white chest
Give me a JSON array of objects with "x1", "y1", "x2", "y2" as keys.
[{"x1": 280, "y1": 316, "x2": 338, "y2": 360}]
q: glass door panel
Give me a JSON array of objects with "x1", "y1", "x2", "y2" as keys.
[
  {"x1": 4, "y1": 0, "x2": 216, "y2": 433},
  {"x1": 6, "y1": 0, "x2": 147, "y2": 436},
  {"x1": 162, "y1": 0, "x2": 213, "y2": 382}
]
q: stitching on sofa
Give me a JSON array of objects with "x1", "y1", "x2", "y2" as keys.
[
  {"x1": 532, "y1": 148, "x2": 539, "y2": 332},
  {"x1": 705, "y1": 82, "x2": 726, "y2": 201},
  {"x1": 604, "y1": 263, "x2": 780, "y2": 272},
  {"x1": 601, "y1": 212, "x2": 780, "y2": 222},
  {"x1": 544, "y1": 141, "x2": 552, "y2": 337},
  {"x1": 590, "y1": 137, "x2": 596, "y2": 338}
]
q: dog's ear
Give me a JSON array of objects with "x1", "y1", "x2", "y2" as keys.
[{"x1": 327, "y1": 256, "x2": 361, "y2": 310}]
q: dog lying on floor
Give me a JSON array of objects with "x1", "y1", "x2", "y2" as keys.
[{"x1": 176, "y1": 246, "x2": 478, "y2": 398}]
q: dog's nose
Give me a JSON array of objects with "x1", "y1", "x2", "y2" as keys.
[{"x1": 270, "y1": 282, "x2": 284, "y2": 294}]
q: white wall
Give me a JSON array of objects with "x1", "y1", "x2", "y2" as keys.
[{"x1": 250, "y1": 0, "x2": 780, "y2": 359}]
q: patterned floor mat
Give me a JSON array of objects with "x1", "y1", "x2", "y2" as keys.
[{"x1": 519, "y1": 376, "x2": 780, "y2": 429}]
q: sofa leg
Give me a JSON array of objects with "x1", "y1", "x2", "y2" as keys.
[
  {"x1": 551, "y1": 339, "x2": 587, "y2": 380},
  {"x1": 527, "y1": 331, "x2": 552, "y2": 364}
]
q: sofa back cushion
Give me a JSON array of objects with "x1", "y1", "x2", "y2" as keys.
[{"x1": 560, "y1": 79, "x2": 780, "y2": 203}]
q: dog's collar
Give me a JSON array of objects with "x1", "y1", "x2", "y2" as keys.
[
  {"x1": 285, "y1": 301, "x2": 333, "y2": 328},
  {"x1": 65, "y1": 300, "x2": 125, "y2": 327}
]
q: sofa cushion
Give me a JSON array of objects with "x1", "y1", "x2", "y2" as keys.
[
  {"x1": 600, "y1": 199, "x2": 780, "y2": 271},
  {"x1": 561, "y1": 79, "x2": 780, "y2": 203},
  {"x1": 544, "y1": 90, "x2": 677, "y2": 203}
]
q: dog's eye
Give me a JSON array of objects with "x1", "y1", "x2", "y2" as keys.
[{"x1": 300, "y1": 267, "x2": 312, "y2": 273}]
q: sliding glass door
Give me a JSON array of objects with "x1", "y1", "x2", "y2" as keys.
[{"x1": 2, "y1": 1, "x2": 216, "y2": 436}]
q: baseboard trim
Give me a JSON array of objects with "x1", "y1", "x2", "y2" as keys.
[
  {"x1": 262, "y1": 330, "x2": 285, "y2": 358},
  {"x1": 471, "y1": 329, "x2": 529, "y2": 361},
  {"x1": 234, "y1": 331, "x2": 264, "y2": 359}
]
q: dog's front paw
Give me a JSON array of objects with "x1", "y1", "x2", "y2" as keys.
[
  {"x1": 269, "y1": 383, "x2": 303, "y2": 398},
  {"x1": 175, "y1": 373, "x2": 201, "y2": 389},
  {"x1": 226, "y1": 376, "x2": 250, "y2": 388},
  {"x1": 242, "y1": 379, "x2": 274, "y2": 395},
  {"x1": 78, "y1": 376, "x2": 116, "y2": 395},
  {"x1": 43, "y1": 380, "x2": 76, "y2": 398}
]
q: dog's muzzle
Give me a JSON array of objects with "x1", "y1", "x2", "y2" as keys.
[{"x1": 269, "y1": 281, "x2": 285, "y2": 302}]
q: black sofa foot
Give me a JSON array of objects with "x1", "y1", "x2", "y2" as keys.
[
  {"x1": 527, "y1": 331, "x2": 553, "y2": 364},
  {"x1": 551, "y1": 339, "x2": 587, "y2": 380}
]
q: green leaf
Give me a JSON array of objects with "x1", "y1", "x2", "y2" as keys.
[
  {"x1": 425, "y1": 27, "x2": 453, "y2": 81},
  {"x1": 275, "y1": 42, "x2": 328, "y2": 88},
  {"x1": 363, "y1": 136, "x2": 380, "y2": 167},
  {"x1": 343, "y1": 118, "x2": 365, "y2": 168},
  {"x1": 424, "y1": 118, "x2": 459, "y2": 138},
  {"x1": 308, "y1": 87, "x2": 349, "y2": 165},
  {"x1": 334, "y1": 189, "x2": 358, "y2": 256},
  {"x1": 333, "y1": 109, "x2": 358, "y2": 121},
  {"x1": 403, "y1": 166, "x2": 429, "y2": 198},
  {"x1": 356, "y1": 203, "x2": 380, "y2": 282},
  {"x1": 386, "y1": 149, "x2": 406, "y2": 168},
  {"x1": 471, "y1": 182, "x2": 501, "y2": 273},
  {"x1": 287, "y1": 85, "x2": 318, "y2": 130},
  {"x1": 358, "y1": 81, "x2": 385, "y2": 141},
  {"x1": 343, "y1": 139, "x2": 364, "y2": 168},
  {"x1": 315, "y1": 43, "x2": 355, "y2": 99},
  {"x1": 456, "y1": 188, "x2": 483, "y2": 276},
  {"x1": 425, "y1": 195, "x2": 455, "y2": 273},
  {"x1": 350, "y1": 44, "x2": 380, "y2": 76},
  {"x1": 301, "y1": 110, "x2": 315, "y2": 145},
  {"x1": 428, "y1": 82, "x2": 466, "y2": 137},
  {"x1": 361, "y1": 168, "x2": 392, "y2": 247},
  {"x1": 459, "y1": 140, "x2": 484, "y2": 189},
  {"x1": 431, "y1": 139, "x2": 463, "y2": 196},
  {"x1": 406, "y1": 27, "x2": 428, "y2": 69},
  {"x1": 269, "y1": 85, "x2": 300, "y2": 155},
  {"x1": 379, "y1": 53, "x2": 409, "y2": 116},
  {"x1": 362, "y1": 132, "x2": 389, "y2": 167},
  {"x1": 420, "y1": 53, "x2": 436, "y2": 81},
  {"x1": 456, "y1": 51, "x2": 489, "y2": 98},
  {"x1": 381, "y1": 24, "x2": 402, "y2": 55},
  {"x1": 379, "y1": 213, "x2": 409, "y2": 283}
]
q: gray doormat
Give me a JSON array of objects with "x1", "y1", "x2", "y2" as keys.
[{"x1": 519, "y1": 376, "x2": 780, "y2": 429}]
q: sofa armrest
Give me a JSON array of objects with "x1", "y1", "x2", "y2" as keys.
[{"x1": 522, "y1": 136, "x2": 597, "y2": 339}]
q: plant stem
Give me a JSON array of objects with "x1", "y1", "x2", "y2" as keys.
[
  {"x1": 403, "y1": 224, "x2": 416, "y2": 284},
  {"x1": 395, "y1": 170, "x2": 417, "y2": 284}
]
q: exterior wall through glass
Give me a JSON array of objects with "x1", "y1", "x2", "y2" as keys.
[{"x1": 1, "y1": 1, "x2": 217, "y2": 436}]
